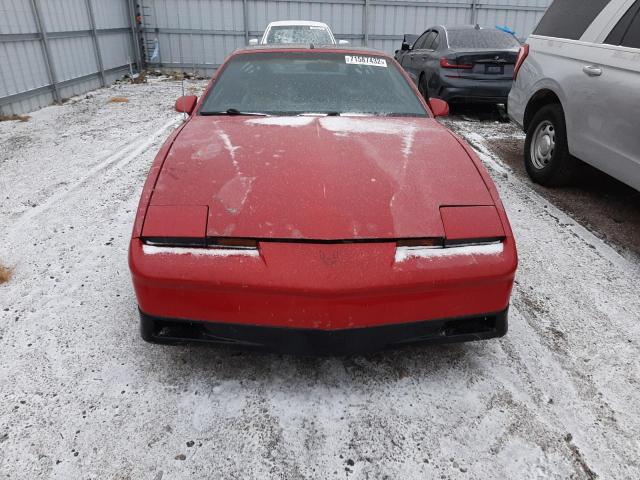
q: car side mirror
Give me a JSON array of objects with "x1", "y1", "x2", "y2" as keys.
[
  {"x1": 175, "y1": 95, "x2": 198, "y2": 115},
  {"x1": 429, "y1": 98, "x2": 449, "y2": 117},
  {"x1": 338, "y1": 39, "x2": 349, "y2": 45},
  {"x1": 401, "y1": 42, "x2": 410, "y2": 51},
  {"x1": 248, "y1": 38, "x2": 259, "y2": 45}
]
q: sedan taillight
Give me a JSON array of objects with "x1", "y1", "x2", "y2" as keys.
[
  {"x1": 440, "y1": 57, "x2": 473, "y2": 70},
  {"x1": 513, "y1": 43, "x2": 529, "y2": 80}
]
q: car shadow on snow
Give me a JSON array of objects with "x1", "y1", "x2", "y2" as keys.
[{"x1": 140, "y1": 337, "x2": 484, "y2": 385}]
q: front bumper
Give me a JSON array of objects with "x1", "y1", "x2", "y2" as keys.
[
  {"x1": 140, "y1": 308, "x2": 508, "y2": 355},
  {"x1": 130, "y1": 238, "x2": 516, "y2": 342}
]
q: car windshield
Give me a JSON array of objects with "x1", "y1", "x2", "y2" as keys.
[
  {"x1": 447, "y1": 29, "x2": 521, "y2": 49},
  {"x1": 200, "y1": 52, "x2": 428, "y2": 117},
  {"x1": 265, "y1": 26, "x2": 334, "y2": 44}
]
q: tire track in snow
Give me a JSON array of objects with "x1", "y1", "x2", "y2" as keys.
[
  {"x1": 8, "y1": 117, "x2": 181, "y2": 239},
  {"x1": 447, "y1": 121, "x2": 640, "y2": 476}
]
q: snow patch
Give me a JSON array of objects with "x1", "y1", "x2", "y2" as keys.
[
  {"x1": 319, "y1": 117, "x2": 419, "y2": 158},
  {"x1": 143, "y1": 245, "x2": 259, "y2": 257},
  {"x1": 395, "y1": 243, "x2": 504, "y2": 262},
  {"x1": 217, "y1": 130, "x2": 240, "y2": 170},
  {"x1": 9, "y1": 116, "x2": 181, "y2": 238},
  {"x1": 192, "y1": 143, "x2": 221, "y2": 160},
  {"x1": 246, "y1": 117, "x2": 315, "y2": 127},
  {"x1": 216, "y1": 176, "x2": 255, "y2": 214},
  {"x1": 463, "y1": 132, "x2": 509, "y2": 175}
]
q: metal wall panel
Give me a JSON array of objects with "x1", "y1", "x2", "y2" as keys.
[
  {"x1": 139, "y1": 0, "x2": 551, "y2": 74},
  {"x1": 39, "y1": 0, "x2": 90, "y2": 32},
  {"x1": 98, "y1": 31, "x2": 135, "y2": 70},
  {"x1": 0, "y1": 0, "x2": 136, "y2": 114},
  {"x1": 0, "y1": 0, "x2": 38, "y2": 34},
  {"x1": 91, "y1": 0, "x2": 129, "y2": 29}
]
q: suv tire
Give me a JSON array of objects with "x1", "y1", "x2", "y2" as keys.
[{"x1": 524, "y1": 104, "x2": 576, "y2": 186}]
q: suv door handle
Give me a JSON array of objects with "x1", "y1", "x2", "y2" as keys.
[{"x1": 583, "y1": 65, "x2": 602, "y2": 77}]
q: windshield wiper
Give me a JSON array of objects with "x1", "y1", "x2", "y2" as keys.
[
  {"x1": 200, "y1": 108, "x2": 268, "y2": 116},
  {"x1": 296, "y1": 112, "x2": 341, "y2": 117}
]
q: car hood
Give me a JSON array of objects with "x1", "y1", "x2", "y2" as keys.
[{"x1": 150, "y1": 115, "x2": 494, "y2": 239}]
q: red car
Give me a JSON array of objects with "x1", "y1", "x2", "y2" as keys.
[{"x1": 129, "y1": 46, "x2": 517, "y2": 355}]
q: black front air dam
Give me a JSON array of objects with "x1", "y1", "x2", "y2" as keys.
[{"x1": 139, "y1": 308, "x2": 508, "y2": 356}]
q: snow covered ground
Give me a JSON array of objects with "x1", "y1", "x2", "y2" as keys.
[{"x1": 1, "y1": 81, "x2": 639, "y2": 479}]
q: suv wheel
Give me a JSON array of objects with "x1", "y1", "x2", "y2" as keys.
[{"x1": 524, "y1": 104, "x2": 576, "y2": 186}]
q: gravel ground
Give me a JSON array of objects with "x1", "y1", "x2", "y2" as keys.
[{"x1": 1, "y1": 81, "x2": 639, "y2": 479}]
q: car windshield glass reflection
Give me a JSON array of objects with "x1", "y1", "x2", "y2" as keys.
[{"x1": 200, "y1": 52, "x2": 428, "y2": 117}]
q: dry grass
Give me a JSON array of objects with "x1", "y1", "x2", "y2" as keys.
[
  {"x1": 131, "y1": 72, "x2": 147, "y2": 84},
  {"x1": 0, "y1": 114, "x2": 30, "y2": 122},
  {"x1": 109, "y1": 97, "x2": 129, "y2": 103},
  {"x1": 0, "y1": 263, "x2": 13, "y2": 284}
]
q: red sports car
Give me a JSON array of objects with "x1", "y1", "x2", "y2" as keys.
[{"x1": 129, "y1": 46, "x2": 517, "y2": 355}]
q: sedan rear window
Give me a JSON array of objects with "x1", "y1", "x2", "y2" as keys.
[
  {"x1": 265, "y1": 26, "x2": 333, "y2": 45},
  {"x1": 447, "y1": 29, "x2": 521, "y2": 49},
  {"x1": 200, "y1": 52, "x2": 427, "y2": 117}
]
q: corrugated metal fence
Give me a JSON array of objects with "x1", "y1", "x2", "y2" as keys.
[
  {"x1": 1, "y1": 0, "x2": 551, "y2": 114},
  {"x1": 0, "y1": 0, "x2": 137, "y2": 114},
  {"x1": 140, "y1": 0, "x2": 551, "y2": 74}
]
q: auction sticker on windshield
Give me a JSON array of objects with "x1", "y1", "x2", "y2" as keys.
[{"x1": 345, "y1": 55, "x2": 387, "y2": 67}]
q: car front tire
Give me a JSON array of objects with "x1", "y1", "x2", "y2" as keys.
[{"x1": 524, "y1": 104, "x2": 576, "y2": 186}]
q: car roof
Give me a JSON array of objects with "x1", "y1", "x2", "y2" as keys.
[{"x1": 266, "y1": 20, "x2": 331, "y2": 28}]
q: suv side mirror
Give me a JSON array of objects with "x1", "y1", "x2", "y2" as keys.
[
  {"x1": 429, "y1": 98, "x2": 449, "y2": 117},
  {"x1": 248, "y1": 38, "x2": 259, "y2": 45},
  {"x1": 175, "y1": 95, "x2": 198, "y2": 115},
  {"x1": 401, "y1": 42, "x2": 411, "y2": 51}
]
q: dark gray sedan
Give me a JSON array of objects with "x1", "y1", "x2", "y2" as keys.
[{"x1": 398, "y1": 25, "x2": 521, "y2": 105}]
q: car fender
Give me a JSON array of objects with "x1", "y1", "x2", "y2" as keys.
[
  {"x1": 130, "y1": 122, "x2": 189, "y2": 239},
  {"x1": 525, "y1": 77, "x2": 568, "y2": 116},
  {"x1": 515, "y1": 47, "x2": 568, "y2": 124},
  {"x1": 445, "y1": 130, "x2": 517, "y2": 245}
]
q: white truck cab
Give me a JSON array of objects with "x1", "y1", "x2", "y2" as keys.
[{"x1": 508, "y1": 0, "x2": 640, "y2": 190}]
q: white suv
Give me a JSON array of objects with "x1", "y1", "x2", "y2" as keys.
[{"x1": 508, "y1": 0, "x2": 640, "y2": 190}]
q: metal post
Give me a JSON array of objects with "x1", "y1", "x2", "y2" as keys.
[
  {"x1": 363, "y1": 0, "x2": 369, "y2": 46},
  {"x1": 86, "y1": 0, "x2": 106, "y2": 87},
  {"x1": 470, "y1": 0, "x2": 478, "y2": 25},
  {"x1": 127, "y1": 0, "x2": 143, "y2": 69},
  {"x1": 30, "y1": 0, "x2": 60, "y2": 103},
  {"x1": 242, "y1": 0, "x2": 249, "y2": 45}
]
